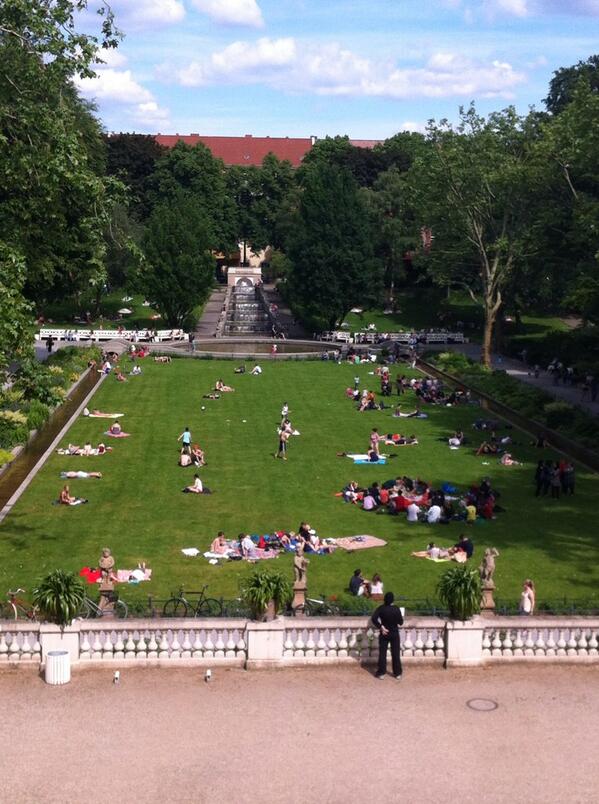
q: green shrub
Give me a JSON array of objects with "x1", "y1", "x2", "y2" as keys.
[
  {"x1": 544, "y1": 401, "x2": 575, "y2": 430},
  {"x1": 0, "y1": 448, "x2": 14, "y2": 467},
  {"x1": 0, "y1": 419, "x2": 30, "y2": 449},
  {"x1": 26, "y1": 399, "x2": 50, "y2": 431},
  {"x1": 437, "y1": 565, "x2": 481, "y2": 621}
]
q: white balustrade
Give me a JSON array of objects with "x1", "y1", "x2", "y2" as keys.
[
  {"x1": 0, "y1": 626, "x2": 41, "y2": 663},
  {"x1": 481, "y1": 621, "x2": 599, "y2": 662}
]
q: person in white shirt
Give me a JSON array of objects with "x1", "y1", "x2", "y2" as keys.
[
  {"x1": 184, "y1": 474, "x2": 203, "y2": 494},
  {"x1": 362, "y1": 493, "x2": 377, "y2": 511},
  {"x1": 240, "y1": 534, "x2": 256, "y2": 557},
  {"x1": 426, "y1": 504, "x2": 442, "y2": 524},
  {"x1": 250, "y1": 365, "x2": 262, "y2": 375},
  {"x1": 407, "y1": 502, "x2": 420, "y2": 523},
  {"x1": 370, "y1": 574, "x2": 384, "y2": 595}
]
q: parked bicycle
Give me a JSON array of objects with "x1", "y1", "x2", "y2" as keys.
[
  {"x1": 162, "y1": 585, "x2": 223, "y2": 617},
  {"x1": 1, "y1": 589, "x2": 39, "y2": 621},
  {"x1": 78, "y1": 593, "x2": 128, "y2": 619},
  {"x1": 293, "y1": 594, "x2": 341, "y2": 617}
]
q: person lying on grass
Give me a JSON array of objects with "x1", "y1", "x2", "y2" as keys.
[
  {"x1": 60, "y1": 471, "x2": 102, "y2": 479},
  {"x1": 393, "y1": 405, "x2": 419, "y2": 418},
  {"x1": 215, "y1": 379, "x2": 234, "y2": 392},
  {"x1": 411, "y1": 542, "x2": 451, "y2": 560},
  {"x1": 115, "y1": 369, "x2": 127, "y2": 382},
  {"x1": 57, "y1": 442, "x2": 111, "y2": 456},
  {"x1": 58, "y1": 484, "x2": 87, "y2": 505}
]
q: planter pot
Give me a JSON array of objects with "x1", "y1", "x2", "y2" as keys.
[{"x1": 444, "y1": 616, "x2": 484, "y2": 668}]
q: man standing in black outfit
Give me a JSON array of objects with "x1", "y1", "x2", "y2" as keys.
[{"x1": 372, "y1": 591, "x2": 404, "y2": 679}]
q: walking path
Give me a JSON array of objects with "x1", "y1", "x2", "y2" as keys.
[
  {"x1": 426, "y1": 343, "x2": 599, "y2": 416},
  {"x1": 2, "y1": 664, "x2": 597, "y2": 803},
  {"x1": 194, "y1": 285, "x2": 227, "y2": 338}
]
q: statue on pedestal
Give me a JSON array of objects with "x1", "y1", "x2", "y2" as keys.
[
  {"x1": 98, "y1": 547, "x2": 116, "y2": 613},
  {"x1": 292, "y1": 544, "x2": 309, "y2": 613},
  {"x1": 479, "y1": 548, "x2": 499, "y2": 613},
  {"x1": 293, "y1": 543, "x2": 309, "y2": 584}
]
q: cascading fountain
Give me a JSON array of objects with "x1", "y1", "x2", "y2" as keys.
[{"x1": 223, "y1": 284, "x2": 271, "y2": 335}]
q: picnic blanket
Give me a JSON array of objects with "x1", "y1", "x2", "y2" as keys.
[
  {"x1": 334, "y1": 535, "x2": 387, "y2": 552},
  {"x1": 84, "y1": 410, "x2": 124, "y2": 418},
  {"x1": 104, "y1": 431, "x2": 130, "y2": 438},
  {"x1": 347, "y1": 453, "x2": 388, "y2": 465}
]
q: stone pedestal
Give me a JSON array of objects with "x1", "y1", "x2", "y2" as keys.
[
  {"x1": 444, "y1": 617, "x2": 484, "y2": 667},
  {"x1": 292, "y1": 581, "x2": 307, "y2": 614},
  {"x1": 481, "y1": 581, "x2": 496, "y2": 613},
  {"x1": 99, "y1": 579, "x2": 116, "y2": 615}
]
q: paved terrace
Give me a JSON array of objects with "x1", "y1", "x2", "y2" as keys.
[{"x1": 3, "y1": 664, "x2": 598, "y2": 803}]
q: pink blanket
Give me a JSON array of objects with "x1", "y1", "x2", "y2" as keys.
[
  {"x1": 104, "y1": 431, "x2": 131, "y2": 438},
  {"x1": 115, "y1": 569, "x2": 152, "y2": 582},
  {"x1": 335, "y1": 535, "x2": 387, "y2": 552}
]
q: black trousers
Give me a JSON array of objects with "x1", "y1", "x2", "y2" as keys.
[{"x1": 377, "y1": 632, "x2": 402, "y2": 676}]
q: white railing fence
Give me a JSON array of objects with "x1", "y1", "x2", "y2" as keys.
[{"x1": 2, "y1": 616, "x2": 599, "y2": 669}]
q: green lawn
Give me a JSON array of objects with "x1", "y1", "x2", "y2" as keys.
[{"x1": 1, "y1": 358, "x2": 597, "y2": 612}]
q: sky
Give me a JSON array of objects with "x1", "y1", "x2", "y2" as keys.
[{"x1": 76, "y1": 0, "x2": 599, "y2": 139}]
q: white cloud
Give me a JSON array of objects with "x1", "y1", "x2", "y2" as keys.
[
  {"x1": 93, "y1": 48, "x2": 128, "y2": 69},
  {"x1": 460, "y1": 0, "x2": 599, "y2": 17},
  {"x1": 400, "y1": 121, "x2": 427, "y2": 134},
  {"x1": 133, "y1": 101, "x2": 171, "y2": 128},
  {"x1": 167, "y1": 38, "x2": 525, "y2": 101},
  {"x1": 77, "y1": 69, "x2": 153, "y2": 104},
  {"x1": 106, "y1": 0, "x2": 185, "y2": 28},
  {"x1": 190, "y1": 0, "x2": 264, "y2": 27}
]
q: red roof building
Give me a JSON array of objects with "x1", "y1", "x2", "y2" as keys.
[{"x1": 154, "y1": 134, "x2": 315, "y2": 167}]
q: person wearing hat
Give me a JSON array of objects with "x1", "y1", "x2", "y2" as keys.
[{"x1": 371, "y1": 592, "x2": 404, "y2": 679}]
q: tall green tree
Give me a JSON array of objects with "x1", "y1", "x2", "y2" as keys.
[
  {"x1": 0, "y1": 248, "x2": 33, "y2": 373},
  {"x1": 408, "y1": 106, "x2": 541, "y2": 366},
  {"x1": 141, "y1": 193, "x2": 215, "y2": 328},
  {"x1": 286, "y1": 163, "x2": 383, "y2": 331},
  {"x1": 148, "y1": 142, "x2": 237, "y2": 253},
  {"x1": 545, "y1": 54, "x2": 599, "y2": 115}
]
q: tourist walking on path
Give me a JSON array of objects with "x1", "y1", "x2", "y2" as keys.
[{"x1": 372, "y1": 592, "x2": 404, "y2": 679}]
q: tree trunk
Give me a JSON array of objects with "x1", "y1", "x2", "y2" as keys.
[{"x1": 481, "y1": 307, "x2": 497, "y2": 369}]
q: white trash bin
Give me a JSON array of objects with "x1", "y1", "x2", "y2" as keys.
[{"x1": 45, "y1": 650, "x2": 71, "y2": 685}]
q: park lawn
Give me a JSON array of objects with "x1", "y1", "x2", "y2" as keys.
[{"x1": 0, "y1": 358, "x2": 598, "y2": 612}]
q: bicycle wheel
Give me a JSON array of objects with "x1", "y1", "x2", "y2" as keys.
[
  {"x1": 115, "y1": 599, "x2": 128, "y2": 619},
  {"x1": 162, "y1": 598, "x2": 189, "y2": 618},
  {"x1": 196, "y1": 598, "x2": 223, "y2": 617},
  {"x1": 0, "y1": 603, "x2": 17, "y2": 621},
  {"x1": 77, "y1": 599, "x2": 92, "y2": 620}
]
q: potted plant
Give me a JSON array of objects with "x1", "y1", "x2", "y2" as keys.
[
  {"x1": 240, "y1": 569, "x2": 293, "y2": 621},
  {"x1": 437, "y1": 564, "x2": 481, "y2": 621},
  {"x1": 33, "y1": 570, "x2": 86, "y2": 627}
]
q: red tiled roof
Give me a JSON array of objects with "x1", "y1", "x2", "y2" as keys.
[
  {"x1": 349, "y1": 139, "x2": 383, "y2": 149},
  {"x1": 154, "y1": 134, "x2": 313, "y2": 167}
]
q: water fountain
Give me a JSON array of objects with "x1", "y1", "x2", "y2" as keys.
[{"x1": 223, "y1": 283, "x2": 271, "y2": 336}]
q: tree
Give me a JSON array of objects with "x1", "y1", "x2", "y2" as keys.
[
  {"x1": 0, "y1": 248, "x2": 33, "y2": 375},
  {"x1": 407, "y1": 106, "x2": 541, "y2": 366},
  {"x1": 545, "y1": 55, "x2": 599, "y2": 115},
  {"x1": 105, "y1": 134, "x2": 166, "y2": 220},
  {"x1": 0, "y1": 0, "x2": 123, "y2": 313},
  {"x1": 148, "y1": 142, "x2": 237, "y2": 253},
  {"x1": 286, "y1": 163, "x2": 383, "y2": 331},
  {"x1": 141, "y1": 193, "x2": 215, "y2": 327}
]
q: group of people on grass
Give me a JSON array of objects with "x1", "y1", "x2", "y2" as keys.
[
  {"x1": 410, "y1": 533, "x2": 474, "y2": 562},
  {"x1": 534, "y1": 459, "x2": 575, "y2": 497},
  {"x1": 349, "y1": 569, "x2": 384, "y2": 597},
  {"x1": 341, "y1": 475, "x2": 502, "y2": 525}
]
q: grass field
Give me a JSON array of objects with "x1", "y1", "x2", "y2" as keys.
[{"x1": 1, "y1": 357, "x2": 597, "y2": 613}]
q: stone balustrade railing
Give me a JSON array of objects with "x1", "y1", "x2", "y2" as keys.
[
  {"x1": 481, "y1": 618, "x2": 599, "y2": 661},
  {"x1": 2, "y1": 616, "x2": 599, "y2": 670}
]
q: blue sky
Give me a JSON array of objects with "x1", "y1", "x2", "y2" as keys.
[{"x1": 77, "y1": 0, "x2": 599, "y2": 138}]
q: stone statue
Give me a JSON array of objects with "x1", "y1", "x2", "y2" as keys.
[
  {"x1": 99, "y1": 547, "x2": 115, "y2": 582},
  {"x1": 293, "y1": 543, "x2": 309, "y2": 584},
  {"x1": 479, "y1": 548, "x2": 499, "y2": 584}
]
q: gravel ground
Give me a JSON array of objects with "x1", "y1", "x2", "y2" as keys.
[{"x1": 2, "y1": 664, "x2": 598, "y2": 804}]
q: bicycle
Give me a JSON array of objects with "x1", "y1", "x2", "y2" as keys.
[
  {"x1": 162, "y1": 585, "x2": 223, "y2": 617},
  {"x1": 294, "y1": 594, "x2": 341, "y2": 617},
  {"x1": 78, "y1": 593, "x2": 128, "y2": 619},
  {"x1": 1, "y1": 589, "x2": 39, "y2": 621}
]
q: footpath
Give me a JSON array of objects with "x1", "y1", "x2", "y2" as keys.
[{"x1": 426, "y1": 342, "x2": 599, "y2": 417}]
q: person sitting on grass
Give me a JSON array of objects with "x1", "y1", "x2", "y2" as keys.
[
  {"x1": 179, "y1": 449, "x2": 192, "y2": 467},
  {"x1": 109, "y1": 420, "x2": 122, "y2": 435},
  {"x1": 210, "y1": 532, "x2": 233, "y2": 556},
  {"x1": 448, "y1": 431, "x2": 464, "y2": 447},
  {"x1": 183, "y1": 474, "x2": 204, "y2": 494},
  {"x1": 116, "y1": 369, "x2": 127, "y2": 382},
  {"x1": 58, "y1": 484, "x2": 87, "y2": 506},
  {"x1": 362, "y1": 490, "x2": 377, "y2": 511},
  {"x1": 130, "y1": 364, "x2": 142, "y2": 376},
  {"x1": 370, "y1": 574, "x2": 384, "y2": 596},
  {"x1": 250, "y1": 364, "x2": 262, "y2": 375},
  {"x1": 191, "y1": 444, "x2": 206, "y2": 467},
  {"x1": 343, "y1": 481, "x2": 362, "y2": 503},
  {"x1": 500, "y1": 452, "x2": 521, "y2": 466},
  {"x1": 451, "y1": 534, "x2": 474, "y2": 559},
  {"x1": 215, "y1": 379, "x2": 234, "y2": 392},
  {"x1": 349, "y1": 568, "x2": 368, "y2": 596},
  {"x1": 476, "y1": 439, "x2": 499, "y2": 456},
  {"x1": 240, "y1": 533, "x2": 257, "y2": 558},
  {"x1": 234, "y1": 365, "x2": 246, "y2": 374}
]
